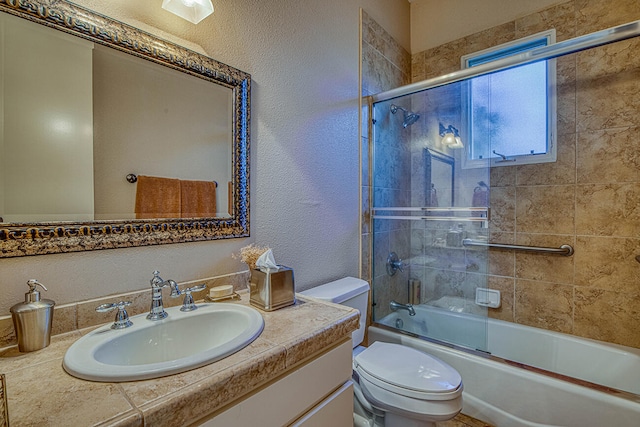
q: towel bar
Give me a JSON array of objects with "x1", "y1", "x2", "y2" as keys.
[
  {"x1": 372, "y1": 206, "x2": 489, "y2": 224},
  {"x1": 126, "y1": 174, "x2": 217, "y2": 187}
]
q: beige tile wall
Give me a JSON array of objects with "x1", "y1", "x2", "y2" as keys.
[
  {"x1": 412, "y1": 0, "x2": 640, "y2": 348},
  {"x1": 360, "y1": 10, "x2": 411, "y2": 319},
  {"x1": 361, "y1": 11, "x2": 411, "y2": 97}
]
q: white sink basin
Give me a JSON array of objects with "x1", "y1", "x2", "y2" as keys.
[{"x1": 63, "y1": 303, "x2": 264, "y2": 382}]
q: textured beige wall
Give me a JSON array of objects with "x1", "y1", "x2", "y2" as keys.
[
  {"x1": 0, "y1": 0, "x2": 410, "y2": 316},
  {"x1": 411, "y1": 0, "x2": 568, "y2": 53}
]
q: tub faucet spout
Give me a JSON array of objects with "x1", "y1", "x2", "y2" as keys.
[{"x1": 390, "y1": 300, "x2": 416, "y2": 316}]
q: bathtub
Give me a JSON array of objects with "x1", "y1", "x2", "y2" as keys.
[{"x1": 371, "y1": 305, "x2": 640, "y2": 427}]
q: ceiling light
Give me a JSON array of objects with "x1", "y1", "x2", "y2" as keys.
[{"x1": 162, "y1": 0, "x2": 214, "y2": 24}]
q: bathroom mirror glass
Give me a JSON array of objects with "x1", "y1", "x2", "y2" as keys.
[{"x1": 0, "y1": 0, "x2": 250, "y2": 258}]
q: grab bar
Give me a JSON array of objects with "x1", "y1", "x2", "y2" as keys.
[{"x1": 462, "y1": 239, "x2": 574, "y2": 256}]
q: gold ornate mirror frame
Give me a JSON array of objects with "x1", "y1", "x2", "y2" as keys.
[{"x1": 0, "y1": 0, "x2": 250, "y2": 258}]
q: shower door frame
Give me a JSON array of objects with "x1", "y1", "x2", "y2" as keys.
[{"x1": 371, "y1": 20, "x2": 640, "y2": 104}]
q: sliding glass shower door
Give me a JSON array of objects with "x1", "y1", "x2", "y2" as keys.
[{"x1": 370, "y1": 79, "x2": 492, "y2": 352}]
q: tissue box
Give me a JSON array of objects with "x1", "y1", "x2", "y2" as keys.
[{"x1": 250, "y1": 266, "x2": 295, "y2": 311}]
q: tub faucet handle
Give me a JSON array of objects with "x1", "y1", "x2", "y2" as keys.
[{"x1": 386, "y1": 252, "x2": 406, "y2": 276}]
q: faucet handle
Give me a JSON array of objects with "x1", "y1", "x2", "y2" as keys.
[
  {"x1": 180, "y1": 284, "x2": 207, "y2": 312},
  {"x1": 386, "y1": 252, "x2": 406, "y2": 276},
  {"x1": 96, "y1": 301, "x2": 134, "y2": 329}
]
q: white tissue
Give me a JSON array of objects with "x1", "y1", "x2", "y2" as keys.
[{"x1": 256, "y1": 249, "x2": 278, "y2": 271}]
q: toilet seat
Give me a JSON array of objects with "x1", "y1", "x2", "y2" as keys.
[
  {"x1": 353, "y1": 342, "x2": 463, "y2": 422},
  {"x1": 354, "y1": 342, "x2": 462, "y2": 401}
]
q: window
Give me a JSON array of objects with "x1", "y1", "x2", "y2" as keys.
[{"x1": 461, "y1": 30, "x2": 556, "y2": 168}]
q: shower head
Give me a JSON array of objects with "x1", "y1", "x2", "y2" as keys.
[
  {"x1": 390, "y1": 104, "x2": 420, "y2": 128},
  {"x1": 403, "y1": 112, "x2": 420, "y2": 127}
]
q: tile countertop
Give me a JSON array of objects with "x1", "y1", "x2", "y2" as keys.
[{"x1": 0, "y1": 293, "x2": 359, "y2": 427}]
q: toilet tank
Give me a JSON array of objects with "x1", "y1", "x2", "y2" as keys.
[{"x1": 300, "y1": 277, "x2": 369, "y2": 348}]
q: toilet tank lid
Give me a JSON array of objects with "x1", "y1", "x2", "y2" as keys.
[{"x1": 300, "y1": 277, "x2": 369, "y2": 304}]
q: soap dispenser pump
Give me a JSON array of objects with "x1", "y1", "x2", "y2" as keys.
[{"x1": 10, "y1": 279, "x2": 55, "y2": 352}]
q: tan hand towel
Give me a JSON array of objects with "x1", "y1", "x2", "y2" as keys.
[
  {"x1": 181, "y1": 179, "x2": 217, "y2": 218},
  {"x1": 135, "y1": 175, "x2": 181, "y2": 219}
]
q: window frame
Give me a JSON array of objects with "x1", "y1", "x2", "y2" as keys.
[{"x1": 460, "y1": 29, "x2": 557, "y2": 169}]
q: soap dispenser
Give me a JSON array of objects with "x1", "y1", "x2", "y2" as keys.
[{"x1": 10, "y1": 279, "x2": 55, "y2": 352}]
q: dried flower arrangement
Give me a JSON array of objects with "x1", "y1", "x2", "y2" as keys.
[{"x1": 233, "y1": 244, "x2": 270, "y2": 270}]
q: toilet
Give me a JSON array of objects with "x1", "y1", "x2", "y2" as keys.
[{"x1": 301, "y1": 277, "x2": 463, "y2": 427}]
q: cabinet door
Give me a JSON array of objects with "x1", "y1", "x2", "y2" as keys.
[
  {"x1": 199, "y1": 340, "x2": 352, "y2": 426},
  {"x1": 290, "y1": 381, "x2": 353, "y2": 427}
]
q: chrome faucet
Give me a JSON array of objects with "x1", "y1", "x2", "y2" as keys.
[
  {"x1": 96, "y1": 301, "x2": 133, "y2": 329},
  {"x1": 179, "y1": 284, "x2": 207, "y2": 311},
  {"x1": 390, "y1": 300, "x2": 416, "y2": 316},
  {"x1": 147, "y1": 270, "x2": 180, "y2": 320}
]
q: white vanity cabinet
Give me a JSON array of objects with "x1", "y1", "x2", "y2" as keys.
[{"x1": 197, "y1": 339, "x2": 354, "y2": 427}]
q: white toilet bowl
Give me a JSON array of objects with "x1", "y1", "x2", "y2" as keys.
[
  {"x1": 301, "y1": 278, "x2": 463, "y2": 427},
  {"x1": 353, "y1": 341, "x2": 462, "y2": 426}
]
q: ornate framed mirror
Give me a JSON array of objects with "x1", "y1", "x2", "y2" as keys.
[{"x1": 0, "y1": 0, "x2": 250, "y2": 258}]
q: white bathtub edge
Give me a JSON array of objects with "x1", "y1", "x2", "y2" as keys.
[{"x1": 368, "y1": 325, "x2": 640, "y2": 427}]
